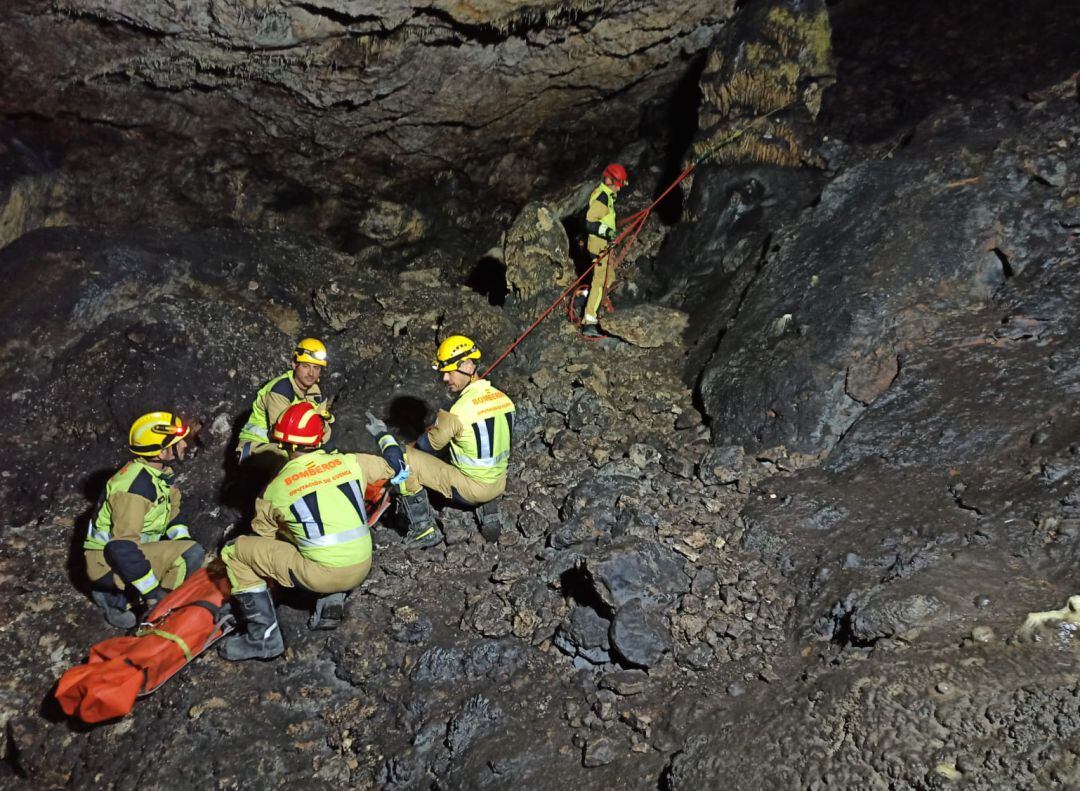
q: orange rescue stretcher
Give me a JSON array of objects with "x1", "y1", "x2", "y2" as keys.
[{"x1": 56, "y1": 481, "x2": 391, "y2": 724}]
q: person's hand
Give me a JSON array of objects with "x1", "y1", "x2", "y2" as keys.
[
  {"x1": 390, "y1": 466, "x2": 411, "y2": 486},
  {"x1": 365, "y1": 411, "x2": 388, "y2": 437}
]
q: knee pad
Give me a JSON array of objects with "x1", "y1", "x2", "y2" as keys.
[
  {"x1": 181, "y1": 543, "x2": 207, "y2": 576},
  {"x1": 103, "y1": 540, "x2": 147, "y2": 573}
]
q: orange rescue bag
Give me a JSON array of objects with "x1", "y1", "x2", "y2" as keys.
[{"x1": 56, "y1": 567, "x2": 233, "y2": 723}]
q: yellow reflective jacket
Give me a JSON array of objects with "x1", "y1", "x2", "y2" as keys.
[
  {"x1": 237, "y1": 371, "x2": 328, "y2": 449},
  {"x1": 586, "y1": 181, "x2": 617, "y2": 242},
  {"x1": 435, "y1": 379, "x2": 515, "y2": 484},
  {"x1": 259, "y1": 451, "x2": 372, "y2": 567},
  {"x1": 85, "y1": 458, "x2": 181, "y2": 550}
]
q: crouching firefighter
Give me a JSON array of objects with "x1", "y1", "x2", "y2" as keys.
[
  {"x1": 84, "y1": 412, "x2": 207, "y2": 630},
  {"x1": 219, "y1": 402, "x2": 373, "y2": 661},
  {"x1": 357, "y1": 335, "x2": 515, "y2": 550},
  {"x1": 234, "y1": 337, "x2": 333, "y2": 474}
]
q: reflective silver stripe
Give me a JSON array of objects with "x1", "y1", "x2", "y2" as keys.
[
  {"x1": 86, "y1": 521, "x2": 111, "y2": 545},
  {"x1": 133, "y1": 571, "x2": 160, "y2": 594},
  {"x1": 378, "y1": 435, "x2": 398, "y2": 451},
  {"x1": 451, "y1": 450, "x2": 509, "y2": 469},
  {"x1": 166, "y1": 525, "x2": 191, "y2": 540},
  {"x1": 475, "y1": 420, "x2": 492, "y2": 460},
  {"x1": 295, "y1": 525, "x2": 370, "y2": 549},
  {"x1": 242, "y1": 423, "x2": 269, "y2": 440},
  {"x1": 345, "y1": 480, "x2": 369, "y2": 524},
  {"x1": 291, "y1": 497, "x2": 322, "y2": 540}
]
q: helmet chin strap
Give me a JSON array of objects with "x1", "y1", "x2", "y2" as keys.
[{"x1": 161, "y1": 444, "x2": 185, "y2": 467}]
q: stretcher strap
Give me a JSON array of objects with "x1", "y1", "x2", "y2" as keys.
[{"x1": 144, "y1": 629, "x2": 193, "y2": 662}]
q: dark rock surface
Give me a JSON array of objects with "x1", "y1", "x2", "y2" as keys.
[{"x1": 696, "y1": 92, "x2": 1078, "y2": 457}]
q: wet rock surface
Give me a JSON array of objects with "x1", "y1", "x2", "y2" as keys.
[{"x1": 2, "y1": 2, "x2": 1080, "y2": 789}]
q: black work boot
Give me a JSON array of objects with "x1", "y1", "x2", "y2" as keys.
[
  {"x1": 581, "y1": 323, "x2": 602, "y2": 338},
  {"x1": 309, "y1": 591, "x2": 346, "y2": 630},
  {"x1": 218, "y1": 589, "x2": 284, "y2": 661},
  {"x1": 476, "y1": 501, "x2": 503, "y2": 543},
  {"x1": 398, "y1": 490, "x2": 443, "y2": 549},
  {"x1": 91, "y1": 589, "x2": 136, "y2": 630}
]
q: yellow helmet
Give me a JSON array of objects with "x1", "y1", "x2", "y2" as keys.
[
  {"x1": 432, "y1": 335, "x2": 481, "y2": 372},
  {"x1": 129, "y1": 412, "x2": 190, "y2": 456},
  {"x1": 292, "y1": 338, "x2": 328, "y2": 367}
]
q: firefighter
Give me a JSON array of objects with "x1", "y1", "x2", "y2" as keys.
[
  {"x1": 235, "y1": 337, "x2": 332, "y2": 472},
  {"x1": 358, "y1": 335, "x2": 515, "y2": 550},
  {"x1": 219, "y1": 402, "x2": 373, "y2": 661},
  {"x1": 581, "y1": 163, "x2": 628, "y2": 337},
  {"x1": 84, "y1": 412, "x2": 206, "y2": 629}
]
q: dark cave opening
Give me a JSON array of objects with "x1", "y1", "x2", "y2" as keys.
[
  {"x1": 644, "y1": 53, "x2": 708, "y2": 226},
  {"x1": 464, "y1": 255, "x2": 508, "y2": 306}
]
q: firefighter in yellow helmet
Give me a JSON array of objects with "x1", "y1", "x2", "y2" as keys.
[
  {"x1": 235, "y1": 338, "x2": 332, "y2": 475},
  {"x1": 84, "y1": 412, "x2": 206, "y2": 629},
  {"x1": 219, "y1": 402, "x2": 373, "y2": 660},
  {"x1": 581, "y1": 163, "x2": 628, "y2": 337},
  {"x1": 355, "y1": 335, "x2": 515, "y2": 549}
]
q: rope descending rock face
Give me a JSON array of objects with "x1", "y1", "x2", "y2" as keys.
[
  {"x1": 481, "y1": 179, "x2": 678, "y2": 375},
  {"x1": 481, "y1": 106, "x2": 794, "y2": 376}
]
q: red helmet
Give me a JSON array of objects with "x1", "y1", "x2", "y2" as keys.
[
  {"x1": 603, "y1": 163, "x2": 628, "y2": 187},
  {"x1": 273, "y1": 402, "x2": 325, "y2": 447}
]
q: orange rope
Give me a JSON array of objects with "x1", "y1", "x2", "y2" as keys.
[
  {"x1": 480, "y1": 185, "x2": 671, "y2": 378},
  {"x1": 480, "y1": 104, "x2": 795, "y2": 377}
]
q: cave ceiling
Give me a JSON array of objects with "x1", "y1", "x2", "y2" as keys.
[{"x1": 2, "y1": 1, "x2": 733, "y2": 229}]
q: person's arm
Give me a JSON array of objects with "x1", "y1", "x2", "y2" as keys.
[
  {"x1": 105, "y1": 492, "x2": 165, "y2": 598},
  {"x1": 250, "y1": 496, "x2": 287, "y2": 539},
  {"x1": 165, "y1": 486, "x2": 192, "y2": 540},
  {"x1": 263, "y1": 390, "x2": 293, "y2": 435},
  {"x1": 109, "y1": 491, "x2": 152, "y2": 541},
  {"x1": 423, "y1": 409, "x2": 463, "y2": 452}
]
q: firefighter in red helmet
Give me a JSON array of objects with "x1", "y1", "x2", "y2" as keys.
[
  {"x1": 219, "y1": 402, "x2": 373, "y2": 660},
  {"x1": 581, "y1": 163, "x2": 629, "y2": 337}
]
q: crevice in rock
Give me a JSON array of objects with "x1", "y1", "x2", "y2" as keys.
[
  {"x1": 413, "y1": 3, "x2": 606, "y2": 47},
  {"x1": 291, "y1": 3, "x2": 383, "y2": 28},
  {"x1": 828, "y1": 603, "x2": 880, "y2": 649},
  {"x1": 50, "y1": 6, "x2": 168, "y2": 39},
  {"x1": 647, "y1": 53, "x2": 708, "y2": 225},
  {"x1": 691, "y1": 231, "x2": 773, "y2": 422},
  {"x1": 2, "y1": 724, "x2": 26, "y2": 779},
  {"x1": 991, "y1": 247, "x2": 1014, "y2": 279},
  {"x1": 560, "y1": 565, "x2": 613, "y2": 620},
  {"x1": 949, "y1": 488, "x2": 984, "y2": 517}
]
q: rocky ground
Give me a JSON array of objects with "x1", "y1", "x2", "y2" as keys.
[{"x1": 1, "y1": 0, "x2": 1079, "y2": 789}]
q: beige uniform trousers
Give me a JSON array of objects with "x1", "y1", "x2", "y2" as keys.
[
  {"x1": 224, "y1": 535, "x2": 371, "y2": 595},
  {"x1": 355, "y1": 449, "x2": 505, "y2": 506},
  {"x1": 584, "y1": 234, "x2": 613, "y2": 321},
  {"x1": 85, "y1": 539, "x2": 196, "y2": 591}
]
